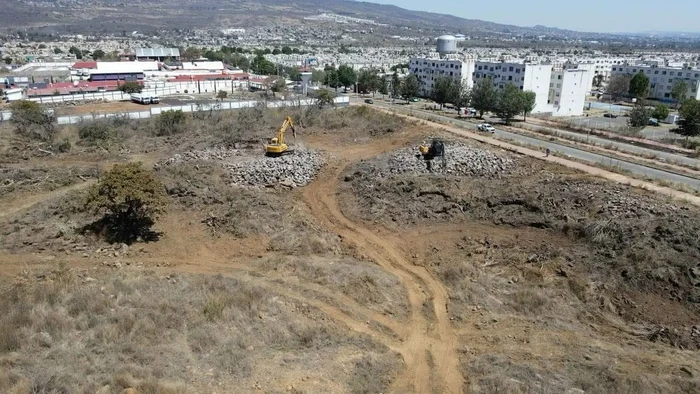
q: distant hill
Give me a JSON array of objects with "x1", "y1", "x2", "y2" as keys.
[{"x1": 0, "y1": 0, "x2": 585, "y2": 37}]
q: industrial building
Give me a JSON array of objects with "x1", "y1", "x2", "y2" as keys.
[
  {"x1": 474, "y1": 61, "x2": 553, "y2": 114},
  {"x1": 408, "y1": 35, "x2": 476, "y2": 97},
  {"x1": 134, "y1": 48, "x2": 180, "y2": 61},
  {"x1": 609, "y1": 63, "x2": 700, "y2": 101}
]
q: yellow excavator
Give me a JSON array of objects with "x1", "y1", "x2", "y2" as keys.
[
  {"x1": 265, "y1": 116, "x2": 297, "y2": 157},
  {"x1": 417, "y1": 138, "x2": 445, "y2": 171}
]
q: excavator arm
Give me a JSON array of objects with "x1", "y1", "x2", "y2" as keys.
[
  {"x1": 277, "y1": 116, "x2": 296, "y2": 146},
  {"x1": 265, "y1": 116, "x2": 296, "y2": 156}
]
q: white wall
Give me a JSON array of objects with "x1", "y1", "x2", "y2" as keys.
[
  {"x1": 549, "y1": 70, "x2": 588, "y2": 117},
  {"x1": 522, "y1": 64, "x2": 552, "y2": 113}
]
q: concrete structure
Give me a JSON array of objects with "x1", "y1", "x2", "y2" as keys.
[
  {"x1": 575, "y1": 57, "x2": 632, "y2": 88},
  {"x1": 610, "y1": 63, "x2": 700, "y2": 101},
  {"x1": 548, "y1": 69, "x2": 589, "y2": 116},
  {"x1": 1, "y1": 88, "x2": 25, "y2": 102},
  {"x1": 299, "y1": 67, "x2": 312, "y2": 95},
  {"x1": 408, "y1": 57, "x2": 476, "y2": 97},
  {"x1": 134, "y1": 48, "x2": 180, "y2": 61},
  {"x1": 436, "y1": 35, "x2": 458, "y2": 56},
  {"x1": 474, "y1": 61, "x2": 552, "y2": 113}
]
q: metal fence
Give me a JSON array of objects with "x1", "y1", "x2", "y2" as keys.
[{"x1": 0, "y1": 96, "x2": 351, "y2": 124}]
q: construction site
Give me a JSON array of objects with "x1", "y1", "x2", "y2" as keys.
[{"x1": 0, "y1": 102, "x2": 699, "y2": 394}]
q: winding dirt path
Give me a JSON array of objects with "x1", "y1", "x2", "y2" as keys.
[{"x1": 303, "y1": 159, "x2": 463, "y2": 393}]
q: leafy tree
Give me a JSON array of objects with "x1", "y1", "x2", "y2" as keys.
[
  {"x1": 495, "y1": 83, "x2": 523, "y2": 125},
  {"x1": 281, "y1": 46, "x2": 292, "y2": 55},
  {"x1": 118, "y1": 81, "x2": 142, "y2": 94},
  {"x1": 9, "y1": 100, "x2": 56, "y2": 141},
  {"x1": 157, "y1": 109, "x2": 186, "y2": 136},
  {"x1": 216, "y1": 90, "x2": 228, "y2": 101},
  {"x1": 69, "y1": 46, "x2": 82, "y2": 59},
  {"x1": 272, "y1": 48, "x2": 281, "y2": 55},
  {"x1": 470, "y1": 78, "x2": 496, "y2": 118},
  {"x1": 391, "y1": 72, "x2": 401, "y2": 98},
  {"x1": 250, "y1": 54, "x2": 276, "y2": 75},
  {"x1": 263, "y1": 48, "x2": 272, "y2": 55},
  {"x1": 357, "y1": 69, "x2": 380, "y2": 96},
  {"x1": 606, "y1": 74, "x2": 630, "y2": 101},
  {"x1": 593, "y1": 74, "x2": 604, "y2": 88},
  {"x1": 521, "y1": 90, "x2": 537, "y2": 121},
  {"x1": 204, "y1": 50, "x2": 224, "y2": 61},
  {"x1": 314, "y1": 89, "x2": 336, "y2": 108},
  {"x1": 670, "y1": 80, "x2": 688, "y2": 108},
  {"x1": 675, "y1": 99, "x2": 700, "y2": 139},
  {"x1": 651, "y1": 103, "x2": 670, "y2": 121},
  {"x1": 311, "y1": 69, "x2": 326, "y2": 84},
  {"x1": 3, "y1": 57, "x2": 12, "y2": 65},
  {"x1": 181, "y1": 47, "x2": 202, "y2": 61},
  {"x1": 287, "y1": 67, "x2": 301, "y2": 81},
  {"x1": 379, "y1": 75, "x2": 389, "y2": 97},
  {"x1": 86, "y1": 162, "x2": 168, "y2": 244},
  {"x1": 628, "y1": 100, "x2": 651, "y2": 128},
  {"x1": 324, "y1": 68, "x2": 341, "y2": 91},
  {"x1": 337, "y1": 65, "x2": 357, "y2": 92},
  {"x1": 431, "y1": 77, "x2": 460, "y2": 108},
  {"x1": 53, "y1": 47, "x2": 63, "y2": 54},
  {"x1": 270, "y1": 77, "x2": 287, "y2": 97},
  {"x1": 400, "y1": 74, "x2": 421, "y2": 102},
  {"x1": 91, "y1": 49, "x2": 105, "y2": 60},
  {"x1": 454, "y1": 81, "x2": 471, "y2": 110},
  {"x1": 628, "y1": 71, "x2": 650, "y2": 99}
]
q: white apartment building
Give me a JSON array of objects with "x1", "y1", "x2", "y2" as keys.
[
  {"x1": 548, "y1": 69, "x2": 589, "y2": 116},
  {"x1": 610, "y1": 64, "x2": 700, "y2": 101},
  {"x1": 473, "y1": 61, "x2": 552, "y2": 113},
  {"x1": 576, "y1": 57, "x2": 632, "y2": 88},
  {"x1": 408, "y1": 56, "x2": 476, "y2": 97}
]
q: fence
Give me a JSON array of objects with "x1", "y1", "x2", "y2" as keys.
[
  {"x1": 26, "y1": 87, "x2": 182, "y2": 104},
  {"x1": 0, "y1": 96, "x2": 351, "y2": 124}
]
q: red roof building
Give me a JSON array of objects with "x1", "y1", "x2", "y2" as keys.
[{"x1": 71, "y1": 61, "x2": 98, "y2": 69}]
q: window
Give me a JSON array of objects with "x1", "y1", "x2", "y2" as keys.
[
  {"x1": 508, "y1": 75, "x2": 512, "y2": 81},
  {"x1": 558, "y1": 75, "x2": 562, "y2": 80},
  {"x1": 450, "y1": 71, "x2": 453, "y2": 76},
  {"x1": 662, "y1": 71, "x2": 666, "y2": 75},
  {"x1": 632, "y1": 69, "x2": 636, "y2": 72},
  {"x1": 515, "y1": 68, "x2": 520, "y2": 73},
  {"x1": 696, "y1": 73, "x2": 699, "y2": 78},
  {"x1": 669, "y1": 79, "x2": 673, "y2": 83},
  {"x1": 557, "y1": 84, "x2": 561, "y2": 88},
  {"x1": 509, "y1": 66, "x2": 513, "y2": 71},
  {"x1": 687, "y1": 73, "x2": 691, "y2": 77},
  {"x1": 550, "y1": 83, "x2": 553, "y2": 87},
  {"x1": 612, "y1": 67, "x2": 617, "y2": 71},
  {"x1": 478, "y1": 65, "x2": 482, "y2": 70},
  {"x1": 554, "y1": 101, "x2": 559, "y2": 105},
  {"x1": 490, "y1": 67, "x2": 494, "y2": 71},
  {"x1": 654, "y1": 71, "x2": 658, "y2": 74},
  {"x1": 664, "y1": 93, "x2": 670, "y2": 98},
  {"x1": 450, "y1": 64, "x2": 454, "y2": 68}
]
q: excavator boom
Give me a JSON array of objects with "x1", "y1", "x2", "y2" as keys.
[{"x1": 265, "y1": 116, "x2": 296, "y2": 156}]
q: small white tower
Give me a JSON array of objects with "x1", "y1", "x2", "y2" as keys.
[{"x1": 300, "y1": 67, "x2": 313, "y2": 95}]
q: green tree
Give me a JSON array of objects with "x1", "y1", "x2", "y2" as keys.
[
  {"x1": 521, "y1": 90, "x2": 537, "y2": 121},
  {"x1": 324, "y1": 67, "x2": 341, "y2": 91},
  {"x1": 627, "y1": 100, "x2": 651, "y2": 128},
  {"x1": 281, "y1": 46, "x2": 292, "y2": 55},
  {"x1": 470, "y1": 78, "x2": 496, "y2": 118},
  {"x1": 9, "y1": 100, "x2": 56, "y2": 141},
  {"x1": 593, "y1": 74, "x2": 604, "y2": 88},
  {"x1": 675, "y1": 99, "x2": 700, "y2": 139},
  {"x1": 400, "y1": 74, "x2": 421, "y2": 102},
  {"x1": 272, "y1": 48, "x2": 281, "y2": 55},
  {"x1": 271, "y1": 77, "x2": 287, "y2": 97},
  {"x1": 391, "y1": 72, "x2": 401, "y2": 98},
  {"x1": 53, "y1": 47, "x2": 63, "y2": 54},
  {"x1": 337, "y1": 65, "x2": 357, "y2": 92},
  {"x1": 628, "y1": 71, "x2": 650, "y2": 99},
  {"x1": 314, "y1": 89, "x2": 336, "y2": 108},
  {"x1": 431, "y1": 77, "x2": 460, "y2": 108},
  {"x1": 86, "y1": 162, "x2": 168, "y2": 244},
  {"x1": 250, "y1": 54, "x2": 276, "y2": 75},
  {"x1": 3, "y1": 57, "x2": 12, "y2": 65},
  {"x1": 606, "y1": 74, "x2": 630, "y2": 101},
  {"x1": 651, "y1": 103, "x2": 670, "y2": 121},
  {"x1": 495, "y1": 83, "x2": 523, "y2": 125},
  {"x1": 91, "y1": 49, "x2": 105, "y2": 60},
  {"x1": 357, "y1": 69, "x2": 380, "y2": 96},
  {"x1": 311, "y1": 69, "x2": 326, "y2": 84},
  {"x1": 454, "y1": 81, "x2": 471, "y2": 110},
  {"x1": 157, "y1": 109, "x2": 186, "y2": 136},
  {"x1": 204, "y1": 50, "x2": 224, "y2": 61},
  {"x1": 181, "y1": 47, "x2": 202, "y2": 61},
  {"x1": 216, "y1": 90, "x2": 228, "y2": 101},
  {"x1": 670, "y1": 80, "x2": 688, "y2": 108},
  {"x1": 287, "y1": 67, "x2": 301, "y2": 81},
  {"x1": 118, "y1": 81, "x2": 142, "y2": 94},
  {"x1": 69, "y1": 46, "x2": 82, "y2": 59}
]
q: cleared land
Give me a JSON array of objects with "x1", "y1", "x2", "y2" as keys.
[{"x1": 0, "y1": 104, "x2": 698, "y2": 393}]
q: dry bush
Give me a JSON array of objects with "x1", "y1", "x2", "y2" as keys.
[
  {"x1": 508, "y1": 288, "x2": 551, "y2": 315},
  {"x1": 348, "y1": 354, "x2": 401, "y2": 394}
]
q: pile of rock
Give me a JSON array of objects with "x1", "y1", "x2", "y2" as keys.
[
  {"x1": 158, "y1": 147, "x2": 323, "y2": 188},
  {"x1": 381, "y1": 142, "x2": 515, "y2": 178}
]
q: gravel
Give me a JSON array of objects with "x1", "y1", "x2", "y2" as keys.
[
  {"x1": 157, "y1": 146, "x2": 323, "y2": 188},
  {"x1": 378, "y1": 142, "x2": 515, "y2": 178}
]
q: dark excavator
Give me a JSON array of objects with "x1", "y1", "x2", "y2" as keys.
[{"x1": 417, "y1": 138, "x2": 446, "y2": 171}]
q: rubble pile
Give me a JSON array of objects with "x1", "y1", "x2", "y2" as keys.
[
  {"x1": 380, "y1": 143, "x2": 515, "y2": 178},
  {"x1": 158, "y1": 147, "x2": 323, "y2": 188}
]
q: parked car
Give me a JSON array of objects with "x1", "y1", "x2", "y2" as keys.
[
  {"x1": 477, "y1": 123, "x2": 496, "y2": 133},
  {"x1": 648, "y1": 118, "x2": 659, "y2": 126},
  {"x1": 603, "y1": 113, "x2": 618, "y2": 118},
  {"x1": 409, "y1": 97, "x2": 420, "y2": 102},
  {"x1": 364, "y1": 99, "x2": 373, "y2": 104}
]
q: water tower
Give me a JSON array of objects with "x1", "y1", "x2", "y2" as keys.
[
  {"x1": 436, "y1": 35, "x2": 458, "y2": 57},
  {"x1": 299, "y1": 67, "x2": 313, "y2": 95}
]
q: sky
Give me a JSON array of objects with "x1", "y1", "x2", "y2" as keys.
[{"x1": 371, "y1": 0, "x2": 700, "y2": 33}]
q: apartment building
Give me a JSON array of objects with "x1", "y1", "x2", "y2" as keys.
[
  {"x1": 610, "y1": 64, "x2": 700, "y2": 101},
  {"x1": 473, "y1": 61, "x2": 552, "y2": 113},
  {"x1": 576, "y1": 57, "x2": 632, "y2": 88},
  {"x1": 548, "y1": 69, "x2": 589, "y2": 116},
  {"x1": 408, "y1": 56, "x2": 476, "y2": 97}
]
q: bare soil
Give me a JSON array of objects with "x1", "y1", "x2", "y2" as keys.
[{"x1": 0, "y1": 107, "x2": 699, "y2": 393}]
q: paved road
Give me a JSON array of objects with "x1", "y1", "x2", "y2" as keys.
[
  {"x1": 586, "y1": 101, "x2": 631, "y2": 113},
  {"x1": 373, "y1": 101, "x2": 700, "y2": 190}
]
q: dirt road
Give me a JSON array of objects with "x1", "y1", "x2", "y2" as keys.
[{"x1": 302, "y1": 143, "x2": 464, "y2": 393}]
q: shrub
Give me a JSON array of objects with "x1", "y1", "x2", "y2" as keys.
[
  {"x1": 118, "y1": 81, "x2": 142, "y2": 94},
  {"x1": 216, "y1": 90, "x2": 228, "y2": 100},
  {"x1": 156, "y1": 110, "x2": 186, "y2": 136},
  {"x1": 56, "y1": 139, "x2": 71, "y2": 153},
  {"x1": 77, "y1": 120, "x2": 116, "y2": 147},
  {"x1": 86, "y1": 162, "x2": 168, "y2": 243},
  {"x1": 9, "y1": 100, "x2": 56, "y2": 141}
]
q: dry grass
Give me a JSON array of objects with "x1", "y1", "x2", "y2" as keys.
[{"x1": 0, "y1": 268, "x2": 397, "y2": 393}]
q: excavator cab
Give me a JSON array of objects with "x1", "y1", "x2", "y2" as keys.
[
  {"x1": 265, "y1": 116, "x2": 296, "y2": 157},
  {"x1": 417, "y1": 139, "x2": 446, "y2": 171}
]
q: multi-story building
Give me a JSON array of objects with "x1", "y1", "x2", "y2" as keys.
[
  {"x1": 408, "y1": 56, "x2": 476, "y2": 97},
  {"x1": 576, "y1": 57, "x2": 632, "y2": 88},
  {"x1": 610, "y1": 63, "x2": 700, "y2": 101},
  {"x1": 548, "y1": 68, "x2": 589, "y2": 116},
  {"x1": 473, "y1": 61, "x2": 552, "y2": 113}
]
